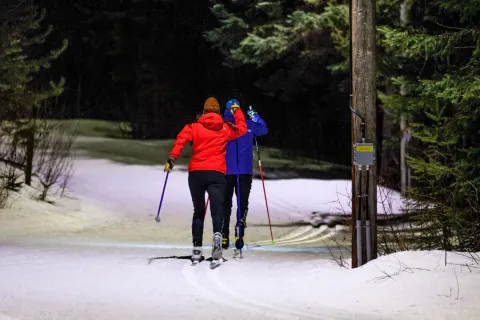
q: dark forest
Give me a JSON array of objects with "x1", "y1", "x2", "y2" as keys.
[{"x1": 32, "y1": 0, "x2": 351, "y2": 165}]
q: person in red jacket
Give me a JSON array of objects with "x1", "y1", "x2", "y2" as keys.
[{"x1": 164, "y1": 97, "x2": 247, "y2": 263}]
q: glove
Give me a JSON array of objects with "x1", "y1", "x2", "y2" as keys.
[
  {"x1": 164, "y1": 157, "x2": 176, "y2": 172},
  {"x1": 230, "y1": 103, "x2": 240, "y2": 115},
  {"x1": 247, "y1": 106, "x2": 257, "y2": 120},
  {"x1": 226, "y1": 99, "x2": 241, "y2": 115}
]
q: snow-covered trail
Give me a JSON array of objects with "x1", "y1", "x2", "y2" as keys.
[
  {"x1": 0, "y1": 241, "x2": 378, "y2": 320},
  {"x1": 66, "y1": 159, "x2": 402, "y2": 246},
  {"x1": 2, "y1": 160, "x2": 478, "y2": 320},
  {"x1": 2, "y1": 240, "x2": 478, "y2": 320},
  {"x1": 3, "y1": 159, "x2": 479, "y2": 320}
]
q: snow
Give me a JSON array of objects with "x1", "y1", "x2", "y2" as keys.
[
  {"x1": 1, "y1": 241, "x2": 479, "y2": 320},
  {"x1": 1, "y1": 158, "x2": 479, "y2": 319},
  {"x1": 68, "y1": 159, "x2": 404, "y2": 218},
  {"x1": 55, "y1": 159, "x2": 404, "y2": 246},
  {"x1": 0, "y1": 181, "x2": 116, "y2": 239}
]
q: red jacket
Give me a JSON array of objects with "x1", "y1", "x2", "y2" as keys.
[{"x1": 169, "y1": 109, "x2": 248, "y2": 174}]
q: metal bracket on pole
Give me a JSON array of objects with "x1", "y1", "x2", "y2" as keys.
[{"x1": 353, "y1": 143, "x2": 376, "y2": 166}]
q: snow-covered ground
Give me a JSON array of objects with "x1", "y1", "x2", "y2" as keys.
[
  {"x1": 1, "y1": 240, "x2": 479, "y2": 320},
  {"x1": 1, "y1": 158, "x2": 479, "y2": 319},
  {"x1": 68, "y1": 159, "x2": 404, "y2": 218},
  {"x1": 59, "y1": 159, "x2": 404, "y2": 246}
]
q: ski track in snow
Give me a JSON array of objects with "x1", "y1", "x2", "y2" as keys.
[
  {"x1": 180, "y1": 262, "x2": 288, "y2": 319},
  {"x1": 205, "y1": 268, "x2": 346, "y2": 320},
  {"x1": 252, "y1": 226, "x2": 329, "y2": 246},
  {"x1": 205, "y1": 268, "x2": 316, "y2": 319},
  {"x1": 0, "y1": 243, "x2": 385, "y2": 320}
]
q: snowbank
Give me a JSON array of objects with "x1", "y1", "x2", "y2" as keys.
[
  {"x1": 345, "y1": 250, "x2": 480, "y2": 319},
  {"x1": 0, "y1": 182, "x2": 116, "y2": 239}
]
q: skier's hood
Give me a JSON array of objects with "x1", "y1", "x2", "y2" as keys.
[{"x1": 198, "y1": 113, "x2": 225, "y2": 131}]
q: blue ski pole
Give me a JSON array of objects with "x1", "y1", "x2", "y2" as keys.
[
  {"x1": 155, "y1": 171, "x2": 170, "y2": 223},
  {"x1": 235, "y1": 140, "x2": 244, "y2": 252}
]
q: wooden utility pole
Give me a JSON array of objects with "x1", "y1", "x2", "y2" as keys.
[{"x1": 350, "y1": 0, "x2": 377, "y2": 268}]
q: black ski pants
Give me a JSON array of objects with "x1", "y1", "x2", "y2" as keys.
[
  {"x1": 222, "y1": 174, "x2": 253, "y2": 239},
  {"x1": 188, "y1": 170, "x2": 226, "y2": 247}
]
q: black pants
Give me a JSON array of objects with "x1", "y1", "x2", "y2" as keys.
[
  {"x1": 222, "y1": 174, "x2": 253, "y2": 239},
  {"x1": 188, "y1": 170, "x2": 226, "y2": 247}
]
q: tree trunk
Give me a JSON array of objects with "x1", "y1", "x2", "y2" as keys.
[
  {"x1": 399, "y1": 0, "x2": 412, "y2": 196},
  {"x1": 400, "y1": 113, "x2": 407, "y2": 195},
  {"x1": 24, "y1": 127, "x2": 34, "y2": 186}
]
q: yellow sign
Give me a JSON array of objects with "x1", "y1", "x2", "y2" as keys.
[{"x1": 356, "y1": 145, "x2": 374, "y2": 152}]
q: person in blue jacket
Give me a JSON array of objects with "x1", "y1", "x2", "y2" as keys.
[{"x1": 222, "y1": 98, "x2": 268, "y2": 250}]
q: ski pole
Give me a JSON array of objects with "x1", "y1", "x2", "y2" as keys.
[
  {"x1": 235, "y1": 140, "x2": 243, "y2": 251},
  {"x1": 254, "y1": 137, "x2": 275, "y2": 244},
  {"x1": 155, "y1": 171, "x2": 170, "y2": 223}
]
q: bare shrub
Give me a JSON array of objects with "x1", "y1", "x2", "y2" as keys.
[
  {"x1": 319, "y1": 185, "x2": 353, "y2": 268},
  {"x1": 33, "y1": 118, "x2": 76, "y2": 202},
  {"x1": 376, "y1": 179, "x2": 416, "y2": 254},
  {"x1": 323, "y1": 228, "x2": 351, "y2": 268},
  {"x1": 0, "y1": 120, "x2": 30, "y2": 190},
  {"x1": 321, "y1": 177, "x2": 423, "y2": 265},
  {"x1": 0, "y1": 172, "x2": 9, "y2": 208}
]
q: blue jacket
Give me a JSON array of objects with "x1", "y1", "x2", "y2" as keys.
[{"x1": 224, "y1": 109, "x2": 268, "y2": 175}]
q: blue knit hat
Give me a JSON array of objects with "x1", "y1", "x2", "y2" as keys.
[{"x1": 226, "y1": 99, "x2": 240, "y2": 110}]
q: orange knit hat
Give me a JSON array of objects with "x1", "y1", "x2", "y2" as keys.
[{"x1": 203, "y1": 97, "x2": 221, "y2": 114}]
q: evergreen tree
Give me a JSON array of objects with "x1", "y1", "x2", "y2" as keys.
[
  {"x1": 208, "y1": 0, "x2": 480, "y2": 249},
  {"x1": 0, "y1": 0, "x2": 67, "y2": 117},
  {"x1": 378, "y1": 0, "x2": 480, "y2": 250},
  {"x1": 0, "y1": 0, "x2": 67, "y2": 187},
  {"x1": 205, "y1": 0, "x2": 352, "y2": 162}
]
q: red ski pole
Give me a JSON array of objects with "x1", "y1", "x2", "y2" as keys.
[{"x1": 254, "y1": 137, "x2": 275, "y2": 244}]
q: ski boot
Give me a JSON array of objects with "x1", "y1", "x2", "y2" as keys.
[
  {"x1": 210, "y1": 232, "x2": 223, "y2": 269},
  {"x1": 234, "y1": 221, "x2": 245, "y2": 259},
  {"x1": 191, "y1": 246, "x2": 203, "y2": 266},
  {"x1": 222, "y1": 236, "x2": 229, "y2": 250}
]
